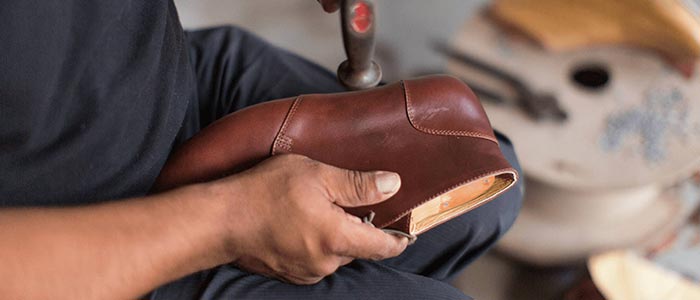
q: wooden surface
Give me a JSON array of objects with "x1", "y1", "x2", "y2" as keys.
[
  {"x1": 495, "y1": 178, "x2": 692, "y2": 265},
  {"x1": 490, "y1": 0, "x2": 700, "y2": 68},
  {"x1": 590, "y1": 250, "x2": 700, "y2": 300},
  {"x1": 448, "y1": 15, "x2": 700, "y2": 190},
  {"x1": 447, "y1": 14, "x2": 700, "y2": 265}
]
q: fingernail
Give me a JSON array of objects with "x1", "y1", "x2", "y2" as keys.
[{"x1": 375, "y1": 172, "x2": 400, "y2": 195}]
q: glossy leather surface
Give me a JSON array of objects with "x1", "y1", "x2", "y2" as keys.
[{"x1": 153, "y1": 75, "x2": 518, "y2": 234}]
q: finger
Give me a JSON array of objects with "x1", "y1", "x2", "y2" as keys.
[
  {"x1": 324, "y1": 167, "x2": 401, "y2": 207},
  {"x1": 336, "y1": 221, "x2": 409, "y2": 260},
  {"x1": 278, "y1": 271, "x2": 324, "y2": 286},
  {"x1": 339, "y1": 256, "x2": 353, "y2": 266},
  {"x1": 346, "y1": 212, "x2": 362, "y2": 224},
  {"x1": 235, "y1": 260, "x2": 278, "y2": 281},
  {"x1": 255, "y1": 263, "x2": 324, "y2": 286}
]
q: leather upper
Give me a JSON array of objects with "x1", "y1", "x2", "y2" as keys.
[
  {"x1": 153, "y1": 75, "x2": 517, "y2": 234},
  {"x1": 403, "y1": 76, "x2": 497, "y2": 142}
]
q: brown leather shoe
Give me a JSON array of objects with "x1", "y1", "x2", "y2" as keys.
[{"x1": 153, "y1": 75, "x2": 518, "y2": 240}]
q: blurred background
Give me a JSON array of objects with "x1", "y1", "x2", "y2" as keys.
[
  {"x1": 174, "y1": 1, "x2": 700, "y2": 299},
  {"x1": 174, "y1": 0, "x2": 488, "y2": 81}
]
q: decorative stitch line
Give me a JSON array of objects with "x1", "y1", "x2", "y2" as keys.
[
  {"x1": 401, "y1": 80, "x2": 498, "y2": 144},
  {"x1": 275, "y1": 136, "x2": 293, "y2": 152},
  {"x1": 272, "y1": 96, "x2": 303, "y2": 155},
  {"x1": 276, "y1": 135, "x2": 293, "y2": 148}
]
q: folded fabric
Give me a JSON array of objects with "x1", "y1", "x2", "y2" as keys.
[{"x1": 152, "y1": 75, "x2": 518, "y2": 242}]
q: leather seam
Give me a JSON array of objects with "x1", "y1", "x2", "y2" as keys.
[
  {"x1": 272, "y1": 96, "x2": 303, "y2": 155},
  {"x1": 376, "y1": 167, "x2": 518, "y2": 229},
  {"x1": 401, "y1": 80, "x2": 498, "y2": 144}
]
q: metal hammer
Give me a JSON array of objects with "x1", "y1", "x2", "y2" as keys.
[{"x1": 337, "y1": 0, "x2": 382, "y2": 90}]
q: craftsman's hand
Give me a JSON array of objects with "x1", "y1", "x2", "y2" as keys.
[
  {"x1": 318, "y1": 0, "x2": 340, "y2": 13},
  {"x1": 218, "y1": 154, "x2": 408, "y2": 285}
]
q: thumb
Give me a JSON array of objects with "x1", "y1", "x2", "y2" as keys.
[{"x1": 327, "y1": 168, "x2": 401, "y2": 207}]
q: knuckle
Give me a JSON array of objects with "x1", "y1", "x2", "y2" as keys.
[
  {"x1": 287, "y1": 276, "x2": 312, "y2": 285},
  {"x1": 373, "y1": 245, "x2": 391, "y2": 260},
  {"x1": 369, "y1": 252, "x2": 385, "y2": 261},
  {"x1": 387, "y1": 244, "x2": 403, "y2": 258},
  {"x1": 307, "y1": 276, "x2": 324, "y2": 285},
  {"x1": 313, "y1": 260, "x2": 339, "y2": 277},
  {"x1": 305, "y1": 157, "x2": 322, "y2": 170},
  {"x1": 278, "y1": 154, "x2": 317, "y2": 169},
  {"x1": 298, "y1": 157, "x2": 323, "y2": 177},
  {"x1": 387, "y1": 238, "x2": 407, "y2": 257},
  {"x1": 339, "y1": 256, "x2": 353, "y2": 266},
  {"x1": 346, "y1": 170, "x2": 372, "y2": 201},
  {"x1": 327, "y1": 234, "x2": 348, "y2": 255},
  {"x1": 273, "y1": 153, "x2": 298, "y2": 165},
  {"x1": 372, "y1": 240, "x2": 396, "y2": 260},
  {"x1": 283, "y1": 153, "x2": 306, "y2": 161}
]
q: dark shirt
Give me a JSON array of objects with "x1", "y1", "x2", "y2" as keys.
[{"x1": 0, "y1": 0, "x2": 194, "y2": 206}]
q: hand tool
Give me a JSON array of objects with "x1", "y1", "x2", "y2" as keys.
[
  {"x1": 337, "y1": 0, "x2": 382, "y2": 90},
  {"x1": 436, "y1": 43, "x2": 567, "y2": 122}
]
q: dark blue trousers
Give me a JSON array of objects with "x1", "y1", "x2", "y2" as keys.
[{"x1": 152, "y1": 26, "x2": 523, "y2": 300}]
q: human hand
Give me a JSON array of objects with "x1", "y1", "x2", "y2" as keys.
[
  {"x1": 216, "y1": 154, "x2": 408, "y2": 285},
  {"x1": 318, "y1": 0, "x2": 340, "y2": 13}
]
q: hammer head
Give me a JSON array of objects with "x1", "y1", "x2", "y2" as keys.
[{"x1": 337, "y1": 60, "x2": 382, "y2": 90}]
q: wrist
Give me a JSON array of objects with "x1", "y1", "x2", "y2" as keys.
[
  {"x1": 162, "y1": 181, "x2": 242, "y2": 270},
  {"x1": 200, "y1": 176, "x2": 248, "y2": 265}
]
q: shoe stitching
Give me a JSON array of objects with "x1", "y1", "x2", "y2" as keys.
[
  {"x1": 401, "y1": 80, "x2": 498, "y2": 144},
  {"x1": 272, "y1": 96, "x2": 303, "y2": 155}
]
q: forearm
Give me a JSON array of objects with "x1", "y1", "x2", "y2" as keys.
[{"x1": 0, "y1": 183, "x2": 232, "y2": 299}]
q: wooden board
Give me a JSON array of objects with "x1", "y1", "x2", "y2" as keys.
[
  {"x1": 490, "y1": 0, "x2": 700, "y2": 69},
  {"x1": 447, "y1": 15, "x2": 700, "y2": 190},
  {"x1": 590, "y1": 250, "x2": 700, "y2": 300}
]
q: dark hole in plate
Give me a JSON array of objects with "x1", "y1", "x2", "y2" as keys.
[{"x1": 571, "y1": 64, "x2": 610, "y2": 90}]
